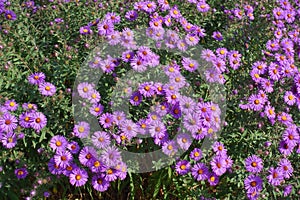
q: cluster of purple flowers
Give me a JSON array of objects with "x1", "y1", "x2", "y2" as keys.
[
  {"x1": 238, "y1": 0, "x2": 300, "y2": 199},
  {"x1": 0, "y1": 100, "x2": 47, "y2": 149},
  {"x1": 174, "y1": 141, "x2": 232, "y2": 187},
  {"x1": 0, "y1": 0, "x2": 17, "y2": 21},
  {"x1": 224, "y1": 3, "x2": 255, "y2": 21},
  {"x1": 28, "y1": 72, "x2": 56, "y2": 96},
  {"x1": 201, "y1": 47, "x2": 242, "y2": 84},
  {"x1": 49, "y1": 135, "x2": 126, "y2": 191}
]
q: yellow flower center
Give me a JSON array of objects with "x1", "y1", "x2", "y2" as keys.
[
  {"x1": 75, "y1": 175, "x2": 81, "y2": 180},
  {"x1": 45, "y1": 86, "x2": 51, "y2": 91},
  {"x1": 78, "y1": 126, "x2": 85, "y2": 133}
]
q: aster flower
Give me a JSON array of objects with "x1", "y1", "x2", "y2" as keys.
[
  {"x1": 1, "y1": 132, "x2": 17, "y2": 149},
  {"x1": 105, "y1": 12, "x2": 120, "y2": 24},
  {"x1": 267, "y1": 167, "x2": 284, "y2": 186},
  {"x1": 15, "y1": 168, "x2": 28, "y2": 179},
  {"x1": 283, "y1": 185, "x2": 293, "y2": 197},
  {"x1": 176, "y1": 133, "x2": 192, "y2": 150},
  {"x1": 183, "y1": 112, "x2": 201, "y2": 134},
  {"x1": 139, "y1": 82, "x2": 155, "y2": 97},
  {"x1": 210, "y1": 155, "x2": 227, "y2": 176},
  {"x1": 120, "y1": 119, "x2": 138, "y2": 139},
  {"x1": 4, "y1": 99, "x2": 18, "y2": 111},
  {"x1": 106, "y1": 31, "x2": 121, "y2": 45},
  {"x1": 136, "y1": 118, "x2": 150, "y2": 135},
  {"x1": 79, "y1": 26, "x2": 92, "y2": 35},
  {"x1": 278, "y1": 140, "x2": 294, "y2": 156},
  {"x1": 191, "y1": 163, "x2": 209, "y2": 181},
  {"x1": 77, "y1": 82, "x2": 94, "y2": 99},
  {"x1": 248, "y1": 94, "x2": 264, "y2": 111},
  {"x1": 175, "y1": 160, "x2": 191, "y2": 175},
  {"x1": 245, "y1": 155, "x2": 263, "y2": 173},
  {"x1": 97, "y1": 20, "x2": 114, "y2": 36},
  {"x1": 78, "y1": 146, "x2": 97, "y2": 167},
  {"x1": 89, "y1": 103, "x2": 104, "y2": 117},
  {"x1": 67, "y1": 141, "x2": 80, "y2": 154},
  {"x1": 212, "y1": 141, "x2": 227, "y2": 156},
  {"x1": 197, "y1": 2, "x2": 210, "y2": 12},
  {"x1": 207, "y1": 172, "x2": 219, "y2": 186},
  {"x1": 54, "y1": 150, "x2": 73, "y2": 168},
  {"x1": 181, "y1": 57, "x2": 199, "y2": 72},
  {"x1": 177, "y1": 39, "x2": 188, "y2": 51},
  {"x1": 88, "y1": 157, "x2": 106, "y2": 173},
  {"x1": 49, "y1": 135, "x2": 68, "y2": 152},
  {"x1": 4, "y1": 10, "x2": 17, "y2": 20},
  {"x1": 190, "y1": 148, "x2": 202, "y2": 161},
  {"x1": 99, "y1": 113, "x2": 114, "y2": 128},
  {"x1": 125, "y1": 10, "x2": 138, "y2": 21},
  {"x1": 244, "y1": 175, "x2": 263, "y2": 193},
  {"x1": 29, "y1": 111, "x2": 47, "y2": 132},
  {"x1": 162, "y1": 140, "x2": 178, "y2": 156},
  {"x1": 169, "y1": 5, "x2": 181, "y2": 18},
  {"x1": 212, "y1": 31, "x2": 223, "y2": 41},
  {"x1": 101, "y1": 146, "x2": 122, "y2": 167},
  {"x1": 149, "y1": 120, "x2": 166, "y2": 138},
  {"x1": 22, "y1": 103, "x2": 37, "y2": 111},
  {"x1": 88, "y1": 89, "x2": 101, "y2": 104},
  {"x1": 169, "y1": 102, "x2": 182, "y2": 119},
  {"x1": 179, "y1": 96, "x2": 196, "y2": 114},
  {"x1": 73, "y1": 121, "x2": 90, "y2": 138},
  {"x1": 48, "y1": 158, "x2": 63, "y2": 175},
  {"x1": 39, "y1": 82, "x2": 56, "y2": 96},
  {"x1": 279, "y1": 158, "x2": 293, "y2": 179},
  {"x1": 284, "y1": 91, "x2": 296, "y2": 105},
  {"x1": 92, "y1": 174, "x2": 110, "y2": 192},
  {"x1": 62, "y1": 163, "x2": 78, "y2": 177},
  {"x1": 92, "y1": 131, "x2": 110, "y2": 149},
  {"x1": 0, "y1": 113, "x2": 18, "y2": 132},
  {"x1": 69, "y1": 168, "x2": 88, "y2": 187},
  {"x1": 282, "y1": 127, "x2": 299, "y2": 146}
]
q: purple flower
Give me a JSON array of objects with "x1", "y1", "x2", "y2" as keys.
[
  {"x1": 77, "y1": 82, "x2": 94, "y2": 99},
  {"x1": 210, "y1": 155, "x2": 227, "y2": 176},
  {"x1": 38, "y1": 82, "x2": 56, "y2": 96},
  {"x1": 30, "y1": 112, "x2": 47, "y2": 132},
  {"x1": 212, "y1": 141, "x2": 227, "y2": 156},
  {"x1": 78, "y1": 147, "x2": 97, "y2": 167},
  {"x1": 48, "y1": 158, "x2": 63, "y2": 175},
  {"x1": 0, "y1": 113, "x2": 18, "y2": 132},
  {"x1": 283, "y1": 185, "x2": 293, "y2": 197},
  {"x1": 15, "y1": 168, "x2": 28, "y2": 179},
  {"x1": 197, "y1": 2, "x2": 210, "y2": 12},
  {"x1": 54, "y1": 150, "x2": 73, "y2": 168},
  {"x1": 190, "y1": 148, "x2": 202, "y2": 161},
  {"x1": 162, "y1": 140, "x2": 178, "y2": 156},
  {"x1": 130, "y1": 91, "x2": 143, "y2": 106},
  {"x1": 207, "y1": 172, "x2": 219, "y2": 186},
  {"x1": 4, "y1": 99, "x2": 18, "y2": 111},
  {"x1": 279, "y1": 158, "x2": 293, "y2": 179},
  {"x1": 92, "y1": 131, "x2": 110, "y2": 149},
  {"x1": 284, "y1": 91, "x2": 296, "y2": 105},
  {"x1": 69, "y1": 168, "x2": 88, "y2": 187},
  {"x1": 125, "y1": 10, "x2": 138, "y2": 21},
  {"x1": 175, "y1": 160, "x2": 191, "y2": 175},
  {"x1": 67, "y1": 141, "x2": 80, "y2": 154},
  {"x1": 244, "y1": 175, "x2": 263, "y2": 193},
  {"x1": 212, "y1": 31, "x2": 223, "y2": 41},
  {"x1": 89, "y1": 103, "x2": 104, "y2": 116},
  {"x1": 191, "y1": 163, "x2": 209, "y2": 181},
  {"x1": 181, "y1": 57, "x2": 199, "y2": 72},
  {"x1": 4, "y1": 10, "x2": 17, "y2": 20},
  {"x1": 105, "y1": 12, "x2": 120, "y2": 24},
  {"x1": 169, "y1": 6, "x2": 182, "y2": 18},
  {"x1": 1, "y1": 132, "x2": 17, "y2": 149},
  {"x1": 99, "y1": 113, "x2": 114, "y2": 128},
  {"x1": 79, "y1": 26, "x2": 92, "y2": 35},
  {"x1": 245, "y1": 155, "x2": 263, "y2": 173},
  {"x1": 49, "y1": 135, "x2": 68, "y2": 152},
  {"x1": 73, "y1": 121, "x2": 90, "y2": 138},
  {"x1": 101, "y1": 146, "x2": 121, "y2": 167},
  {"x1": 176, "y1": 133, "x2": 192, "y2": 150},
  {"x1": 92, "y1": 174, "x2": 110, "y2": 192},
  {"x1": 267, "y1": 167, "x2": 284, "y2": 186},
  {"x1": 97, "y1": 20, "x2": 114, "y2": 36}
]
